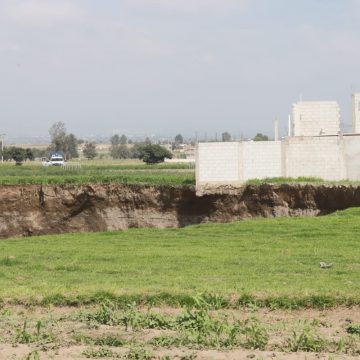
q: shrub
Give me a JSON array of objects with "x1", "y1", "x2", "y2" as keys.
[{"x1": 138, "y1": 144, "x2": 172, "y2": 164}]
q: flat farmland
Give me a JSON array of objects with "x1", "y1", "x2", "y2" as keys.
[{"x1": 0, "y1": 161, "x2": 195, "y2": 186}]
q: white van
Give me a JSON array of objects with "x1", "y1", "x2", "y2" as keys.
[
  {"x1": 50, "y1": 153, "x2": 65, "y2": 166},
  {"x1": 42, "y1": 152, "x2": 65, "y2": 166}
]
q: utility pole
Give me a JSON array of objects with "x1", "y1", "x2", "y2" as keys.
[{"x1": 0, "y1": 134, "x2": 5, "y2": 164}]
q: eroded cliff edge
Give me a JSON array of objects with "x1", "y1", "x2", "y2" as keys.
[{"x1": 1, "y1": 183, "x2": 360, "y2": 239}]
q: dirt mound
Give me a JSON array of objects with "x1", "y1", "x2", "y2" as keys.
[{"x1": 0, "y1": 183, "x2": 360, "y2": 239}]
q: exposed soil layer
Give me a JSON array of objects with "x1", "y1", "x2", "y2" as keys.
[{"x1": 1, "y1": 183, "x2": 360, "y2": 239}]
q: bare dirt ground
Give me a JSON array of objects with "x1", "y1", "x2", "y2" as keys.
[{"x1": 0, "y1": 305, "x2": 359, "y2": 360}]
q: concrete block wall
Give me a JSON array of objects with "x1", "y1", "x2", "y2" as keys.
[
  {"x1": 293, "y1": 101, "x2": 340, "y2": 136},
  {"x1": 241, "y1": 141, "x2": 282, "y2": 181},
  {"x1": 343, "y1": 136, "x2": 360, "y2": 180},
  {"x1": 284, "y1": 137, "x2": 346, "y2": 181},
  {"x1": 352, "y1": 94, "x2": 360, "y2": 134},
  {"x1": 196, "y1": 135, "x2": 360, "y2": 187},
  {"x1": 197, "y1": 142, "x2": 240, "y2": 184}
]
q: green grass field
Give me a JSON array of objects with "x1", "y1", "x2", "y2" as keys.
[
  {"x1": 0, "y1": 161, "x2": 195, "y2": 186},
  {"x1": 0, "y1": 208, "x2": 359, "y2": 307},
  {"x1": 2, "y1": 161, "x2": 359, "y2": 187}
]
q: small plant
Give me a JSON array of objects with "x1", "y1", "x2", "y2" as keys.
[
  {"x1": 199, "y1": 293, "x2": 230, "y2": 310},
  {"x1": 0, "y1": 255, "x2": 20, "y2": 266},
  {"x1": 35, "y1": 320, "x2": 43, "y2": 340},
  {"x1": 120, "y1": 303, "x2": 174, "y2": 331},
  {"x1": 124, "y1": 346, "x2": 154, "y2": 360},
  {"x1": 15, "y1": 320, "x2": 33, "y2": 344},
  {"x1": 336, "y1": 337, "x2": 345, "y2": 353},
  {"x1": 179, "y1": 355, "x2": 197, "y2": 360},
  {"x1": 287, "y1": 324, "x2": 326, "y2": 352},
  {"x1": 83, "y1": 347, "x2": 115, "y2": 358},
  {"x1": 73, "y1": 333, "x2": 93, "y2": 345},
  {"x1": 347, "y1": 323, "x2": 360, "y2": 335},
  {"x1": 14, "y1": 319, "x2": 54, "y2": 345},
  {"x1": 175, "y1": 299, "x2": 241, "y2": 348},
  {"x1": 150, "y1": 335, "x2": 182, "y2": 347},
  {"x1": 84, "y1": 301, "x2": 119, "y2": 326},
  {"x1": 121, "y1": 303, "x2": 142, "y2": 331},
  {"x1": 94, "y1": 335, "x2": 127, "y2": 347},
  {"x1": 159, "y1": 355, "x2": 197, "y2": 360},
  {"x1": 23, "y1": 351, "x2": 40, "y2": 360},
  {"x1": 241, "y1": 317, "x2": 269, "y2": 350},
  {"x1": 1, "y1": 307, "x2": 12, "y2": 316}
]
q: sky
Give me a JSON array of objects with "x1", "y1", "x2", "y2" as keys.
[{"x1": 1, "y1": 0, "x2": 360, "y2": 141}]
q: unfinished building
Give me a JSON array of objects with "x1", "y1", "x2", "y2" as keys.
[{"x1": 196, "y1": 95, "x2": 360, "y2": 189}]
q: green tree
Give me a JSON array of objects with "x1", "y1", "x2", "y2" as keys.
[
  {"x1": 222, "y1": 132, "x2": 231, "y2": 142},
  {"x1": 110, "y1": 144, "x2": 130, "y2": 159},
  {"x1": 30, "y1": 148, "x2": 47, "y2": 159},
  {"x1": 64, "y1": 133, "x2": 79, "y2": 159},
  {"x1": 48, "y1": 122, "x2": 79, "y2": 158},
  {"x1": 49, "y1": 121, "x2": 67, "y2": 151},
  {"x1": 25, "y1": 148, "x2": 34, "y2": 161},
  {"x1": 6, "y1": 147, "x2": 26, "y2": 165},
  {"x1": 83, "y1": 142, "x2": 97, "y2": 160},
  {"x1": 174, "y1": 134, "x2": 184, "y2": 144},
  {"x1": 253, "y1": 133, "x2": 269, "y2": 141},
  {"x1": 120, "y1": 134, "x2": 128, "y2": 145},
  {"x1": 129, "y1": 143, "x2": 142, "y2": 159},
  {"x1": 110, "y1": 134, "x2": 120, "y2": 146},
  {"x1": 138, "y1": 144, "x2": 172, "y2": 164}
]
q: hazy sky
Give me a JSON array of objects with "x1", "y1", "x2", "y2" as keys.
[{"x1": 1, "y1": 0, "x2": 360, "y2": 140}]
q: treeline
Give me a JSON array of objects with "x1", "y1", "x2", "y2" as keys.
[
  {"x1": 109, "y1": 134, "x2": 172, "y2": 163},
  {"x1": 0, "y1": 147, "x2": 37, "y2": 164},
  {"x1": 110, "y1": 133, "x2": 140, "y2": 159},
  {"x1": 46, "y1": 121, "x2": 97, "y2": 160}
]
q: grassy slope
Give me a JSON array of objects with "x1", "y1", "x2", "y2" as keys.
[{"x1": 0, "y1": 208, "x2": 359, "y2": 305}]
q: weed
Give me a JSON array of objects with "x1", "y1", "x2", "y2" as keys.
[
  {"x1": 22, "y1": 351, "x2": 40, "y2": 360},
  {"x1": 124, "y1": 346, "x2": 153, "y2": 360},
  {"x1": 176, "y1": 305, "x2": 210, "y2": 332},
  {"x1": 1, "y1": 307, "x2": 12, "y2": 316},
  {"x1": 82, "y1": 301, "x2": 120, "y2": 326},
  {"x1": 286, "y1": 324, "x2": 326, "y2": 352},
  {"x1": 15, "y1": 320, "x2": 33, "y2": 344},
  {"x1": 121, "y1": 303, "x2": 142, "y2": 331},
  {"x1": 0, "y1": 256, "x2": 20, "y2": 266},
  {"x1": 35, "y1": 320, "x2": 43, "y2": 340},
  {"x1": 83, "y1": 346, "x2": 115, "y2": 358},
  {"x1": 74, "y1": 333, "x2": 93, "y2": 345},
  {"x1": 334, "y1": 335, "x2": 360, "y2": 355},
  {"x1": 346, "y1": 323, "x2": 360, "y2": 335},
  {"x1": 197, "y1": 293, "x2": 230, "y2": 310},
  {"x1": 336, "y1": 337, "x2": 345, "y2": 353},
  {"x1": 120, "y1": 303, "x2": 174, "y2": 331},
  {"x1": 159, "y1": 355, "x2": 197, "y2": 360},
  {"x1": 179, "y1": 355, "x2": 197, "y2": 360},
  {"x1": 241, "y1": 317, "x2": 269, "y2": 350},
  {"x1": 175, "y1": 300, "x2": 241, "y2": 348},
  {"x1": 150, "y1": 335, "x2": 182, "y2": 347},
  {"x1": 14, "y1": 319, "x2": 55, "y2": 345},
  {"x1": 94, "y1": 335, "x2": 127, "y2": 347}
]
